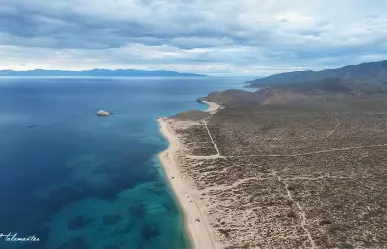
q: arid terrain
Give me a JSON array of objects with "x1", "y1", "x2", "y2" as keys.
[{"x1": 166, "y1": 94, "x2": 387, "y2": 249}]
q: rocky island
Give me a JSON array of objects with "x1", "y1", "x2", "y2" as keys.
[
  {"x1": 158, "y1": 60, "x2": 387, "y2": 249},
  {"x1": 96, "y1": 110, "x2": 112, "y2": 116}
]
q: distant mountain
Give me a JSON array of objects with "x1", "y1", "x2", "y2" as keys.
[
  {"x1": 199, "y1": 62, "x2": 387, "y2": 107},
  {"x1": 0, "y1": 69, "x2": 207, "y2": 77},
  {"x1": 248, "y1": 60, "x2": 387, "y2": 87}
]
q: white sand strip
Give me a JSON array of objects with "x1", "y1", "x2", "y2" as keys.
[
  {"x1": 201, "y1": 101, "x2": 221, "y2": 114},
  {"x1": 157, "y1": 118, "x2": 217, "y2": 249}
]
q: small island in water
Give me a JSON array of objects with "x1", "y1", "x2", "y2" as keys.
[
  {"x1": 96, "y1": 110, "x2": 113, "y2": 116},
  {"x1": 158, "y1": 60, "x2": 387, "y2": 249}
]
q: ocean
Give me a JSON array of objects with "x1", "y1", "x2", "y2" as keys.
[{"x1": 0, "y1": 77, "x2": 248, "y2": 249}]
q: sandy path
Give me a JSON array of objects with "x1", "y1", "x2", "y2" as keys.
[
  {"x1": 157, "y1": 118, "x2": 217, "y2": 249},
  {"x1": 275, "y1": 173, "x2": 317, "y2": 249},
  {"x1": 203, "y1": 119, "x2": 221, "y2": 156}
]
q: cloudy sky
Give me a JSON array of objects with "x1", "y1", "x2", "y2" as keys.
[{"x1": 0, "y1": 0, "x2": 386, "y2": 76}]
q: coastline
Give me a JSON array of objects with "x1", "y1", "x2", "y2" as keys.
[
  {"x1": 157, "y1": 101, "x2": 219, "y2": 249},
  {"x1": 201, "y1": 100, "x2": 221, "y2": 114}
]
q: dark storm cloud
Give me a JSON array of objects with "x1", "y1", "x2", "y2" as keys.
[{"x1": 0, "y1": 0, "x2": 246, "y2": 49}]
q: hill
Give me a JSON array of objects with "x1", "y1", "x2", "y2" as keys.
[
  {"x1": 197, "y1": 88, "x2": 307, "y2": 106},
  {"x1": 198, "y1": 77, "x2": 387, "y2": 107},
  {"x1": 249, "y1": 60, "x2": 387, "y2": 87},
  {"x1": 0, "y1": 69, "x2": 206, "y2": 77},
  {"x1": 273, "y1": 77, "x2": 387, "y2": 95}
]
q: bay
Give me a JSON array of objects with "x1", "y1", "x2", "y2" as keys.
[{"x1": 0, "y1": 77, "x2": 248, "y2": 249}]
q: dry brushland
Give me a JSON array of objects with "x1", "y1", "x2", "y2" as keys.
[{"x1": 168, "y1": 94, "x2": 387, "y2": 249}]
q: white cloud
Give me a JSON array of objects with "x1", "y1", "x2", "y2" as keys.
[{"x1": 0, "y1": 0, "x2": 386, "y2": 75}]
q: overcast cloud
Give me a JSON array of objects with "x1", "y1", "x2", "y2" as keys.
[{"x1": 0, "y1": 0, "x2": 386, "y2": 76}]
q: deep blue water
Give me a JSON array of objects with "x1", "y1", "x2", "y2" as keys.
[{"x1": 0, "y1": 77, "x2": 248, "y2": 249}]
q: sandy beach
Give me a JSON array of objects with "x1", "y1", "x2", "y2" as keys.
[
  {"x1": 201, "y1": 100, "x2": 221, "y2": 114},
  {"x1": 157, "y1": 101, "x2": 220, "y2": 249}
]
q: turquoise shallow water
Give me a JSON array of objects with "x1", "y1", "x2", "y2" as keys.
[{"x1": 0, "y1": 77, "x2": 249, "y2": 249}]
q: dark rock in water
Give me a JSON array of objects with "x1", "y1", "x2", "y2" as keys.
[
  {"x1": 140, "y1": 224, "x2": 160, "y2": 241},
  {"x1": 102, "y1": 214, "x2": 121, "y2": 225},
  {"x1": 59, "y1": 236, "x2": 89, "y2": 249},
  {"x1": 68, "y1": 215, "x2": 94, "y2": 230}
]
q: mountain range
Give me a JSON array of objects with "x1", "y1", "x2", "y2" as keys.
[
  {"x1": 249, "y1": 60, "x2": 387, "y2": 87},
  {"x1": 0, "y1": 69, "x2": 206, "y2": 77},
  {"x1": 198, "y1": 60, "x2": 387, "y2": 107}
]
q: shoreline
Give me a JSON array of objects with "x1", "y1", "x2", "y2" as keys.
[
  {"x1": 157, "y1": 101, "x2": 220, "y2": 249},
  {"x1": 201, "y1": 100, "x2": 221, "y2": 114}
]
